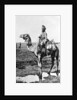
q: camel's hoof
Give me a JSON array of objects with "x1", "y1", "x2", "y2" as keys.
[
  {"x1": 48, "y1": 71, "x2": 50, "y2": 75},
  {"x1": 56, "y1": 73, "x2": 59, "y2": 77}
]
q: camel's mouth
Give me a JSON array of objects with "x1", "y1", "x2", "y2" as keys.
[{"x1": 25, "y1": 38, "x2": 29, "y2": 42}]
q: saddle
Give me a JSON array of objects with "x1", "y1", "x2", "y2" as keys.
[{"x1": 39, "y1": 38, "x2": 49, "y2": 53}]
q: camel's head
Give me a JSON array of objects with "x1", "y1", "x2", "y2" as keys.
[
  {"x1": 20, "y1": 34, "x2": 32, "y2": 46},
  {"x1": 20, "y1": 34, "x2": 30, "y2": 42}
]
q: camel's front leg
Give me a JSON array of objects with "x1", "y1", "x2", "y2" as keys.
[
  {"x1": 37, "y1": 54, "x2": 42, "y2": 82},
  {"x1": 37, "y1": 54, "x2": 42, "y2": 67}
]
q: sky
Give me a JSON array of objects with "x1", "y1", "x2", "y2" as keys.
[{"x1": 16, "y1": 15, "x2": 60, "y2": 43}]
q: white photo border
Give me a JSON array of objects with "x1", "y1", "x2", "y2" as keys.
[{"x1": 5, "y1": 5, "x2": 72, "y2": 95}]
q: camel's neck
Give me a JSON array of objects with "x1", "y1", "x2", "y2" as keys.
[
  {"x1": 27, "y1": 35, "x2": 32, "y2": 47},
  {"x1": 27, "y1": 41, "x2": 32, "y2": 47}
]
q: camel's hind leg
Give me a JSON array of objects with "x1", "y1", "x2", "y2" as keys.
[
  {"x1": 38, "y1": 71, "x2": 42, "y2": 83},
  {"x1": 56, "y1": 51, "x2": 59, "y2": 76},
  {"x1": 48, "y1": 56, "x2": 54, "y2": 75},
  {"x1": 37, "y1": 54, "x2": 43, "y2": 82},
  {"x1": 56, "y1": 59, "x2": 59, "y2": 76}
]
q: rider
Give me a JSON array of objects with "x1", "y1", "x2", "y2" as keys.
[{"x1": 39, "y1": 25, "x2": 48, "y2": 46}]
